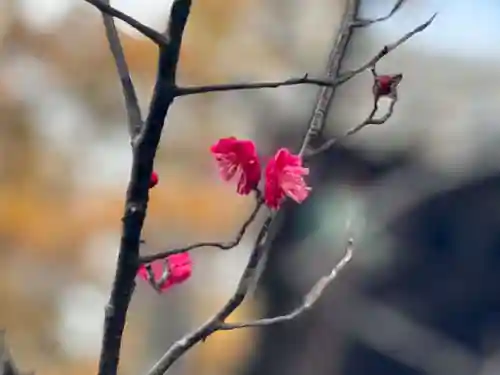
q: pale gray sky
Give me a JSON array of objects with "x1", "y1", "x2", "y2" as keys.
[
  {"x1": 16, "y1": 0, "x2": 500, "y2": 60},
  {"x1": 366, "y1": 0, "x2": 500, "y2": 59}
]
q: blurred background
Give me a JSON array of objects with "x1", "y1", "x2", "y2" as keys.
[{"x1": 2, "y1": 0, "x2": 500, "y2": 374}]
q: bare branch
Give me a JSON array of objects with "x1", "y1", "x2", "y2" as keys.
[
  {"x1": 83, "y1": 0, "x2": 169, "y2": 46},
  {"x1": 142, "y1": 262, "x2": 170, "y2": 293},
  {"x1": 175, "y1": 74, "x2": 336, "y2": 96},
  {"x1": 173, "y1": 1, "x2": 411, "y2": 99},
  {"x1": 146, "y1": 216, "x2": 275, "y2": 375},
  {"x1": 302, "y1": 15, "x2": 437, "y2": 159},
  {"x1": 306, "y1": 95, "x2": 398, "y2": 158},
  {"x1": 338, "y1": 14, "x2": 437, "y2": 85},
  {"x1": 220, "y1": 237, "x2": 354, "y2": 330},
  {"x1": 298, "y1": 0, "x2": 361, "y2": 155},
  {"x1": 171, "y1": 1, "x2": 414, "y2": 100},
  {"x1": 354, "y1": 0, "x2": 406, "y2": 27},
  {"x1": 139, "y1": 192, "x2": 264, "y2": 263},
  {"x1": 96, "y1": 1, "x2": 192, "y2": 375},
  {"x1": 101, "y1": 0, "x2": 143, "y2": 139}
]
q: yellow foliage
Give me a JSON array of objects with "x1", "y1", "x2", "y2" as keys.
[
  {"x1": 0, "y1": 184, "x2": 80, "y2": 261},
  {"x1": 178, "y1": 0, "x2": 253, "y2": 83}
]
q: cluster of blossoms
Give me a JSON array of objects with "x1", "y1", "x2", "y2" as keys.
[
  {"x1": 210, "y1": 136, "x2": 311, "y2": 209},
  {"x1": 137, "y1": 137, "x2": 311, "y2": 293}
]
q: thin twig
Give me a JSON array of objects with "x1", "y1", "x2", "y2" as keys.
[
  {"x1": 143, "y1": 261, "x2": 170, "y2": 293},
  {"x1": 354, "y1": 0, "x2": 406, "y2": 27},
  {"x1": 220, "y1": 237, "x2": 354, "y2": 330},
  {"x1": 169, "y1": 1, "x2": 407, "y2": 98},
  {"x1": 337, "y1": 14, "x2": 437, "y2": 85},
  {"x1": 95, "y1": 1, "x2": 192, "y2": 375},
  {"x1": 306, "y1": 95, "x2": 398, "y2": 158},
  {"x1": 101, "y1": 0, "x2": 143, "y2": 139},
  {"x1": 297, "y1": 0, "x2": 361, "y2": 155},
  {"x1": 139, "y1": 192, "x2": 264, "y2": 263},
  {"x1": 83, "y1": 0, "x2": 169, "y2": 46},
  {"x1": 175, "y1": 74, "x2": 337, "y2": 96},
  {"x1": 303, "y1": 14, "x2": 436, "y2": 158}
]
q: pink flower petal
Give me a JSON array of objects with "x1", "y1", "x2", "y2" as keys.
[
  {"x1": 210, "y1": 137, "x2": 261, "y2": 195},
  {"x1": 264, "y1": 148, "x2": 311, "y2": 209},
  {"x1": 137, "y1": 253, "x2": 193, "y2": 293}
]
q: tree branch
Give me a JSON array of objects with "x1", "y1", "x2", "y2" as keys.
[
  {"x1": 354, "y1": 0, "x2": 405, "y2": 27},
  {"x1": 306, "y1": 92, "x2": 398, "y2": 158},
  {"x1": 175, "y1": 74, "x2": 337, "y2": 96},
  {"x1": 101, "y1": 0, "x2": 143, "y2": 139},
  {"x1": 139, "y1": 191, "x2": 264, "y2": 263},
  {"x1": 146, "y1": 216, "x2": 275, "y2": 375},
  {"x1": 83, "y1": 0, "x2": 169, "y2": 46},
  {"x1": 95, "y1": 1, "x2": 192, "y2": 375},
  {"x1": 219, "y1": 237, "x2": 354, "y2": 330},
  {"x1": 297, "y1": 0, "x2": 361, "y2": 155},
  {"x1": 170, "y1": 1, "x2": 429, "y2": 100},
  {"x1": 304, "y1": 14, "x2": 436, "y2": 158},
  {"x1": 337, "y1": 14, "x2": 437, "y2": 86}
]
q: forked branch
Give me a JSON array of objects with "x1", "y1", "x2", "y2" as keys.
[
  {"x1": 220, "y1": 237, "x2": 354, "y2": 330},
  {"x1": 83, "y1": 0, "x2": 169, "y2": 46},
  {"x1": 100, "y1": 0, "x2": 143, "y2": 139},
  {"x1": 338, "y1": 13, "x2": 437, "y2": 85},
  {"x1": 354, "y1": 0, "x2": 405, "y2": 27},
  {"x1": 146, "y1": 216, "x2": 274, "y2": 375},
  {"x1": 306, "y1": 90, "x2": 398, "y2": 158},
  {"x1": 139, "y1": 191, "x2": 264, "y2": 263}
]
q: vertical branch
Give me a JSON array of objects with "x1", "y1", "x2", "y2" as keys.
[
  {"x1": 96, "y1": 1, "x2": 192, "y2": 375},
  {"x1": 249, "y1": 0, "x2": 361, "y2": 303},
  {"x1": 101, "y1": 0, "x2": 143, "y2": 139},
  {"x1": 83, "y1": 0, "x2": 169, "y2": 45},
  {"x1": 298, "y1": 0, "x2": 360, "y2": 155}
]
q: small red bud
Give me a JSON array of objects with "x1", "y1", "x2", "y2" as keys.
[
  {"x1": 149, "y1": 171, "x2": 159, "y2": 189},
  {"x1": 373, "y1": 73, "x2": 403, "y2": 97}
]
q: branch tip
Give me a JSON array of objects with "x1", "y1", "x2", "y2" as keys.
[
  {"x1": 83, "y1": 0, "x2": 169, "y2": 46},
  {"x1": 139, "y1": 193, "x2": 263, "y2": 264},
  {"x1": 219, "y1": 238, "x2": 354, "y2": 331},
  {"x1": 354, "y1": 0, "x2": 406, "y2": 27}
]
